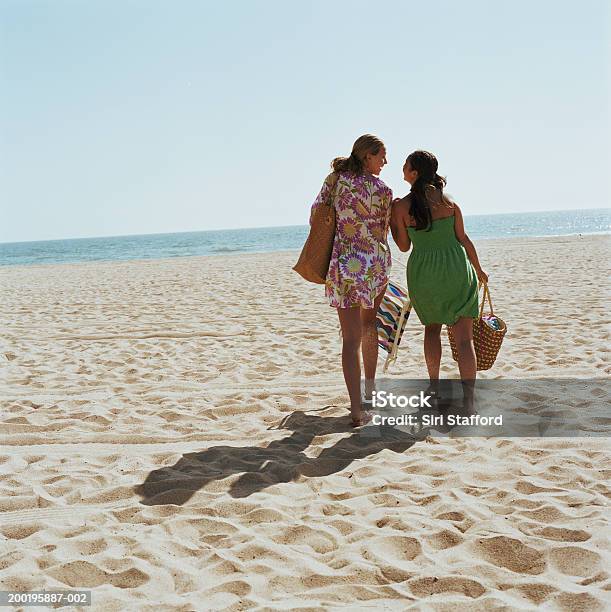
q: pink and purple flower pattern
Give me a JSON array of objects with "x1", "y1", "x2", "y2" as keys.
[{"x1": 310, "y1": 171, "x2": 393, "y2": 308}]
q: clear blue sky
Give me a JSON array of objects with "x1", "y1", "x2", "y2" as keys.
[{"x1": 1, "y1": 0, "x2": 609, "y2": 243}]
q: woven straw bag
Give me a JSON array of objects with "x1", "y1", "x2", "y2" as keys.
[
  {"x1": 293, "y1": 172, "x2": 340, "y2": 284},
  {"x1": 447, "y1": 283, "x2": 507, "y2": 371}
]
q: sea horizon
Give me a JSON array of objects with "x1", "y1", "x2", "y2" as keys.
[
  {"x1": 1, "y1": 207, "x2": 609, "y2": 268},
  {"x1": 3, "y1": 206, "x2": 611, "y2": 246}
]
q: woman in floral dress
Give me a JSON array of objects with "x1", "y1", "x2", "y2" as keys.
[{"x1": 309, "y1": 134, "x2": 393, "y2": 426}]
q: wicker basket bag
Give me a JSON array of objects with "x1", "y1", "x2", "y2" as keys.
[
  {"x1": 447, "y1": 283, "x2": 507, "y2": 371},
  {"x1": 293, "y1": 173, "x2": 340, "y2": 284}
]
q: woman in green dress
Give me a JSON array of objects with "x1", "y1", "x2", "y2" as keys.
[{"x1": 390, "y1": 150, "x2": 488, "y2": 408}]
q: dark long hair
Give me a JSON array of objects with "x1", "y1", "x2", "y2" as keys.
[
  {"x1": 407, "y1": 150, "x2": 447, "y2": 231},
  {"x1": 331, "y1": 134, "x2": 384, "y2": 175}
]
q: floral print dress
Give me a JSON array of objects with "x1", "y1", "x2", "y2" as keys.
[{"x1": 309, "y1": 171, "x2": 393, "y2": 308}]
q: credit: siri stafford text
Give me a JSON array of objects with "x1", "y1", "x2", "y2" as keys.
[{"x1": 371, "y1": 414, "x2": 504, "y2": 426}]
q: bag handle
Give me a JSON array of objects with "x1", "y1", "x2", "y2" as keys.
[{"x1": 478, "y1": 282, "x2": 494, "y2": 318}]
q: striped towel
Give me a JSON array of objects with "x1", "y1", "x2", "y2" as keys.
[{"x1": 376, "y1": 280, "x2": 411, "y2": 371}]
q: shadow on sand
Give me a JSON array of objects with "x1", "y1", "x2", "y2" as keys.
[{"x1": 134, "y1": 410, "x2": 434, "y2": 504}]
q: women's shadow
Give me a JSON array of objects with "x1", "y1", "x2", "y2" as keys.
[{"x1": 134, "y1": 411, "x2": 425, "y2": 505}]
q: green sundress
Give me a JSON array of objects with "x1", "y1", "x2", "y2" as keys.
[{"x1": 407, "y1": 215, "x2": 478, "y2": 326}]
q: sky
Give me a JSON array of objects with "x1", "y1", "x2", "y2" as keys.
[{"x1": 1, "y1": 0, "x2": 609, "y2": 243}]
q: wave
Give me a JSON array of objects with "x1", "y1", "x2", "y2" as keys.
[{"x1": 210, "y1": 246, "x2": 245, "y2": 254}]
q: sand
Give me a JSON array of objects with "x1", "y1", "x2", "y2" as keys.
[{"x1": 0, "y1": 234, "x2": 609, "y2": 610}]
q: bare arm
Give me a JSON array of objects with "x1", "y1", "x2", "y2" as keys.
[
  {"x1": 453, "y1": 204, "x2": 488, "y2": 283},
  {"x1": 390, "y1": 197, "x2": 412, "y2": 252}
]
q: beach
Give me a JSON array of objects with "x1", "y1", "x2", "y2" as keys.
[{"x1": 1, "y1": 234, "x2": 609, "y2": 609}]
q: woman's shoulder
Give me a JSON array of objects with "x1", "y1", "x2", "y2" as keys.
[
  {"x1": 336, "y1": 170, "x2": 369, "y2": 189},
  {"x1": 401, "y1": 192, "x2": 414, "y2": 210},
  {"x1": 426, "y1": 186, "x2": 456, "y2": 210},
  {"x1": 335, "y1": 169, "x2": 356, "y2": 182},
  {"x1": 441, "y1": 190, "x2": 457, "y2": 205},
  {"x1": 372, "y1": 174, "x2": 392, "y2": 192},
  {"x1": 321, "y1": 171, "x2": 343, "y2": 189},
  {"x1": 328, "y1": 170, "x2": 352, "y2": 186},
  {"x1": 368, "y1": 175, "x2": 392, "y2": 201},
  {"x1": 335, "y1": 172, "x2": 391, "y2": 196},
  {"x1": 392, "y1": 194, "x2": 413, "y2": 219}
]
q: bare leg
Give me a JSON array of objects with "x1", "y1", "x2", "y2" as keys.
[
  {"x1": 337, "y1": 306, "x2": 363, "y2": 423},
  {"x1": 360, "y1": 286, "x2": 386, "y2": 400},
  {"x1": 448, "y1": 317, "x2": 477, "y2": 410},
  {"x1": 424, "y1": 324, "x2": 442, "y2": 385}
]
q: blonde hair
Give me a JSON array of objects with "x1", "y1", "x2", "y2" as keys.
[{"x1": 331, "y1": 134, "x2": 384, "y2": 174}]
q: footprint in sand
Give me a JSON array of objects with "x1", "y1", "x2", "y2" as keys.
[
  {"x1": 47, "y1": 560, "x2": 149, "y2": 589},
  {"x1": 474, "y1": 535, "x2": 546, "y2": 574},
  {"x1": 1, "y1": 524, "x2": 44, "y2": 540},
  {"x1": 434, "y1": 511, "x2": 465, "y2": 522},
  {"x1": 549, "y1": 546, "x2": 602, "y2": 577},
  {"x1": 271, "y1": 525, "x2": 337, "y2": 554},
  {"x1": 424, "y1": 529, "x2": 464, "y2": 550},
  {"x1": 554, "y1": 592, "x2": 606, "y2": 612},
  {"x1": 363, "y1": 535, "x2": 422, "y2": 563},
  {"x1": 533, "y1": 526, "x2": 591, "y2": 542},
  {"x1": 408, "y1": 576, "x2": 486, "y2": 599}
]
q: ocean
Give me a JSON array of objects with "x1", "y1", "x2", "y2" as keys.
[{"x1": 1, "y1": 208, "x2": 609, "y2": 267}]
